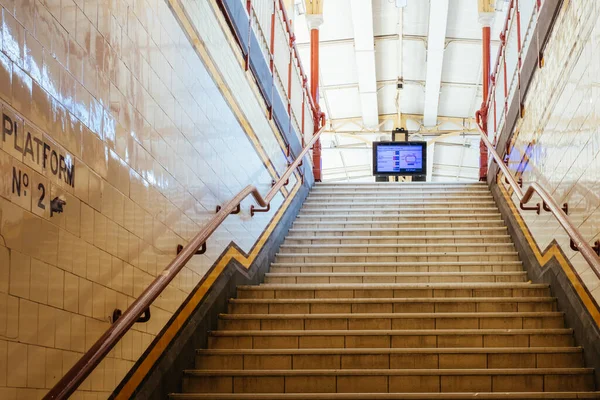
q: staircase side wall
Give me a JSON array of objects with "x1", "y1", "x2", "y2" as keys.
[
  {"x1": 491, "y1": 181, "x2": 600, "y2": 386},
  {"x1": 116, "y1": 181, "x2": 309, "y2": 400},
  {"x1": 0, "y1": 0, "x2": 312, "y2": 397}
]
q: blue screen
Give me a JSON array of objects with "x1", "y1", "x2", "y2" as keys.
[{"x1": 376, "y1": 144, "x2": 424, "y2": 173}]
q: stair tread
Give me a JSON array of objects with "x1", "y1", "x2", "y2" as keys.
[
  {"x1": 285, "y1": 235, "x2": 509, "y2": 239},
  {"x1": 170, "y1": 392, "x2": 600, "y2": 399},
  {"x1": 279, "y1": 244, "x2": 514, "y2": 248},
  {"x1": 276, "y1": 251, "x2": 518, "y2": 256},
  {"x1": 266, "y1": 272, "x2": 526, "y2": 276},
  {"x1": 220, "y1": 312, "x2": 563, "y2": 319},
  {"x1": 183, "y1": 368, "x2": 593, "y2": 376},
  {"x1": 209, "y1": 328, "x2": 574, "y2": 336},
  {"x1": 197, "y1": 347, "x2": 582, "y2": 355},
  {"x1": 290, "y1": 227, "x2": 508, "y2": 231},
  {"x1": 242, "y1": 283, "x2": 547, "y2": 289},
  {"x1": 230, "y1": 297, "x2": 555, "y2": 303},
  {"x1": 272, "y1": 261, "x2": 523, "y2": 266},
  {"x1": 293, "y1": 221, "x2": 504, "y2": 225},
  {"x1": 300, "y1": 208, "x2": 500, "y2": 212}
]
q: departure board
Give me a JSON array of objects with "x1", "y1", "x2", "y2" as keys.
[{"x1": 372, "y1": 141, "x2": 427, "y2": 176}]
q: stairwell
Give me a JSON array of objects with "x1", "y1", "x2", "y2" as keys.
[{"x1": 170, "y1": 182, "x2": 600, "y2": 399}]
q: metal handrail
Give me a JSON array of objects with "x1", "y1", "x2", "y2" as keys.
[
  {"x1": 477, "y1": 122, "x2": 600, "y2": 278},
  {"x1": 44, "y1": 127, "x2": 325, "y2": 400}
]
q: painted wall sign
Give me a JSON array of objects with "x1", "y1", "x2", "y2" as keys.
[{"x1": 2, "y1": 111, "x2": 75, "y2": 187}]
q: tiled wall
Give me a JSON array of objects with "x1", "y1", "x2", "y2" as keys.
[
  {"x1": 0, "y1": 0, "x2": 301, "y2": 397},
  {"x1": 505, "y1": 0, "x2": 600, "y2": 308}
]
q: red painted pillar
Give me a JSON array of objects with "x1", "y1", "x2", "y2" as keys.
[
  {"x1": 309, "y1": 25, "x2": 322, "y2": 182},
  {"x1": 478, "y1": 6, "x2": 494, "y2": 182},
  {"x1": 479, "y1": 24, "x2": 491, "y2": 181}
]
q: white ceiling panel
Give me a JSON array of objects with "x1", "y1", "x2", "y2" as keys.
[
  {"x1": 319, "y1": 44, "x2": 359, "y2": 86},
  {"x1": 402, "y1": 39, "x2": 427, "y2": 81},
  {"x1": 446, "y1": 0, "x2": 481, "y2": 39},
  {"x1": 402, "y1": 0, "x2": 430, "y2": 36},
  {"x1": 372, "y1": 0, "x2": 400, "y2": 36},
  {"x1": 377, "y1": 84, "x2": 399, "y2": 115},
  {"x1": 438, "y1": 85, "x2": 478, "y2": 117},
  {"x1": 375, "y1": 40, "x2": 400, "y2": 81},
  {"x1": 294, "y1": 0, "x2": 355, "y2": 43},
  {"x1": 442, "y1": 43, "x2": 482, "y2": 83},
  {"x1": 324, "y1": 87, "x2": 363, "y2": 119},
  {"x1": 400, "y1": 83, "x2": 425, "y2": 115}
]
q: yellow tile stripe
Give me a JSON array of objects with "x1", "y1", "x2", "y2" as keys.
[
  {"x1": 498, "y1": 175, "x2": 600, "y2": 326},
  {"x1": 110, "y1": 1, "x2": 311, "y2": 396},
  {"x1": 114, "y1": 180, "x2": 301, "y2": 399}
]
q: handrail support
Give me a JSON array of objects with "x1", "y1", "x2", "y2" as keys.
[
  {"x1": 571, "y1": 239, "x2": 600, "y2": 256},
  {"x1": 113, "y1": 308, "x2": 151, "y2": 324},
  {"x1": 177, "y1": 243, "x2": 207, "y2": 255},
  {"x1": 519, "y1": 201, "x2": 540, "y2": 214},
  {"x1": 216, "y1": 204, "x2": 241, "y2": 214},
  {"x1": 250, "y1": 204, "x2": 270, "y2": 216},
  {"x1": 543, "y1": 201, "x2": 568, "y2": 215}
]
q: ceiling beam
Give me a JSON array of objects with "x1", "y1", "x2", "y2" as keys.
[
  {"x1": 296, "y1": 34, "x2": 399, "y2": 47},
  {"x1": 403, "y1": 34, "x2": 501, "y2": 47},
  {"x1": 321, "y1": 79, "x2": 481, "y2": 90},
  {"x1": 423, "y1": 0, "x2": 450, "y2": 127},
  {"x1": 296, "y1": 34, "x2": 500, "y2": 48},
  {"x1": 350, "y1": 0, "x2": 379, "y2": 128}
]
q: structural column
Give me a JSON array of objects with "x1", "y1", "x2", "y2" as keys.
[
  {"x1": 306, "y1": 0, "x2": 324, "y2": 181},
  {"x1": 478, "y1": 0, "x2": 495, "y2": 181}
]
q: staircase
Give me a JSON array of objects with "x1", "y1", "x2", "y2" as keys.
[{"x1": 170, "y1": 182, "x2": 600, "y2": 399}]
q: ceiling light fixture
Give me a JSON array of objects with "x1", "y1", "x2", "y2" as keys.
[{"x1": 395, "y1": 0, "x2": 407, "y2": 7}]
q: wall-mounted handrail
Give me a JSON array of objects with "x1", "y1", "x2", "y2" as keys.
[
  {"x1": 43, "y1": 128, "x2": 325, "y2": 400},
  {"x1": 476, "y1": 122, "x2": 600, "y2": 279}
]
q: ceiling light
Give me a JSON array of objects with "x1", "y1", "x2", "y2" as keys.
[{"x1": 395, "y1": 0, "x2": 407, "y2": 7}]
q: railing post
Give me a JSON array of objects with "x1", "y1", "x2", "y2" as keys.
[
  {"x1": 307, "y1": 13, "x2": 323, "y2": 182},
  {"x1": 478, "y1": 4, "x2": 494, "y2": 181},
  {"x1": 268, "y1": 0, "x2": 276, "y2": 119},
  {"x1": 245, "y1": 0, "x2": 252, "y2": 71}
]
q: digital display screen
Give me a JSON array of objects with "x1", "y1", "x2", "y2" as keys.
[{"x1": 372, "y1": 141, "x2": 427, "y2": 176}]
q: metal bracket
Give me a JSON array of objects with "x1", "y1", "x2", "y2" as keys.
[
  {"x1": 520, "y1": 201, "x2": 540, "y2": 214},
  {"x1": 216, "y1": 204, "x2": 240, "y2": 214},
  {"x1": 570, "y1": 239, "x2": 600, "y2": 256},
  {"x1": 542, "y1": 202, "x2": 568, "y2": 215},
  {"x1": 250, "y1": 204, "x2": 270, "y2": 217},
  {"x1": 176, "y1": 243, "x2": 207, "y2": 255},
  {"x1": 112, "y1": 308, "x2": 151, "y2": 324},
  {"x1": 272, "y1": 179, "x2": 289, "y2": 187},
  {"x1": 504, "y1": 177, "x2": 523, "y2": 188}
]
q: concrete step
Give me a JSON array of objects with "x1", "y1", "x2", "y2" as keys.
[
  {"x1": 194, "y1": 347, "x2": 583, "y2": 370},
  {"x1": 274, "y1": 251, "x2": 521, "y2": 263},
  {"x1": 283, "y1": 235, "x2": 513, "y2": 245},
  {"x1": 263, "y1": 272, "x2": 527, "y2": 284},
  {"x1": 304, "y1": 196, "x2": 493, "y2": 203},
  {"x1": 270, "y1": 261, "x2": 524, "y2": 273},
  {"x1": 301, "y1": 204, "x2": 497, "y2": 211},
  {"x1": 207, "y1": 328, "x2": 576, "y2": 349},
  {"x1": 293, "y1": 220, "x2": 506, "y2": 227},
  {"x1": 278, "y1": 243, "x2": 515, "y2": 255},
  {"x1": 314, "y1": 183, "x2": 487, "y2": 189},
  {"x1": 182, "y1": 368, "x2": 595, "y2": 393},
  {"x1": 217, "y1": 312, "x2": 565, "y2": 331},
  {"x1": 236, "y1": 283, "x2": 550, "y2": 299},
  {"x1": 289, "y1": 227, "x2": 509, "y2": 237},
  {"x1": 296, "y1": 214, "x2": 503, "y2": 221},
  {"x1": 171, "y1": 391, "x2": 600, "y2": 399},
  {"x1": 227, "y1": 297, "x2": 557, "y2": 314}
]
